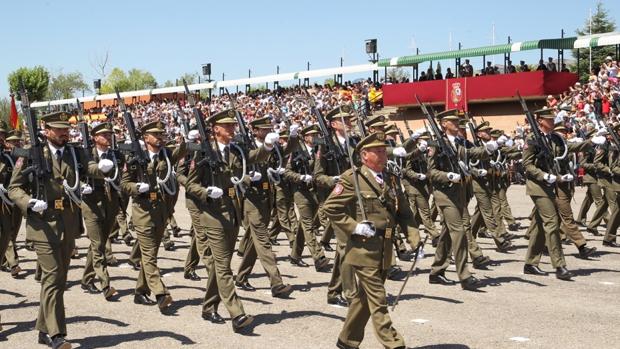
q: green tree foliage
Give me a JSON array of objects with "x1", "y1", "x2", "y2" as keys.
[
  {"x1": 100, "y1": 68, "x2": 158, "y2": 93},
  {"x1": 572, "y1": 1, "x2": 616, "y2": 81},
  {"x1": 0, "y1": 97, "x2": 10, "y2": 124},
  {"x1": 47, "y1": 71, "x2": 90, "y2": 100},
  {"x1": 7, "y1": 66, "x2": 50, "y2": 102}
]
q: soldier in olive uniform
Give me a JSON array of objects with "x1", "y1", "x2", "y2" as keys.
[
  {"x1": 9, "y1": 111, "x2": 113, "y2": 349},
  {"x1": 314, "y1": 106, "x2": 359, "y2": 307},
  {"x1": 577, "y1": 129, "x2": 608, "y2": 233},
  {"x1": 121, "y1": 120, "x2": 186, "y2": 312},
  {"x1": 324, "y1": 132, "x2": 413, "y2": 349},
  {"x1": 284, "y1": 124, "x2": 330, "y2": 271},
  {"x1": 427, "y1": 109, "x2": 497, "y2": 290},
  {"x1": 235, "y1": 116, "x2": 293, "y2": 298},
  {"x1": 80, "y1": 123, "x2": 123, "y2": 300},
  {"x1": 594, "y1": 129, "x2": 617, "y2": 241},
  {"x1": 182, "y1": 110, "x2": 270, "y2": 331},
  {"x1": 602, "y1": 124, "x2": 620, "y2": 248},
  {"x1": 1, "y1": 129, "x2": 24, "y2": 278},
  {"x1": 522, "y1": 108, "x2": 593, "y2": 279}
]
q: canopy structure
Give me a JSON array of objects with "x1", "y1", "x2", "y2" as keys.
[
  {"x1": 379, "y1": 32, "x2": 620, "y2": 67},
  {"x1": 30, "y1": 64, "x2": 378, "y2": 108}
]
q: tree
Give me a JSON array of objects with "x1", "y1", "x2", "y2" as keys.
[
  {"x1": 100, "y1": 68, "x2": 158, "y2": 93},
  {"x1": 324, "y1": 78, "x2": 335, "y2": 87},
  {"x1": 7, "y1": 66, "x2": 50, "y2": 101},
  {"x1": 572, "y1": 1, "x2": 616, "y2": 81},
  {"x1": 162, "y1": 80, "x2": 175, "y2": 88},
  {"x1": 178, "y1": 72, "x2": 200, "y2": 85},
  {"x1": 387, "y1": 67, "x2": 409, "y2": 82},
  {"x1": 90, "y1": 50, "x2": 110, "y2": 79},
  {"x1": 0, "y1": 97, "x2": 10, "y2": 124},
  {"x1": 47, "y1": 71, "x2": 90, "y2": 100}
]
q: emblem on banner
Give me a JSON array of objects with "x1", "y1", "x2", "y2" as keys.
[{"x1": 451, "y1": 82, "x2": 462, "y2": 104}]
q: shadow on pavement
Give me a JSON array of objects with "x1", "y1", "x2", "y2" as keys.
[{"x1": 73, "y1": 330, "x2": 196, "y2": 348}]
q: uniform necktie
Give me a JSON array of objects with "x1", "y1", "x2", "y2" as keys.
[
  {"x1": 223, "y1": 146, "x2": 230, "y2": 163},
  {"x1": 55, "y1": 149, "x2": 62, "y2": 160},
  {"x1": 375, "y1": 173, "x2": 384, "y2": 186}
]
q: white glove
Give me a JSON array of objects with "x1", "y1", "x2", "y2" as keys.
[
  {"x1": 596, "y1": 128, "x2": 608, "y2": 136},
  {"x1": 137, "y1": 182, "x2": 150, "y2": 193},
  {"x1": 415, "y1": 173, "x2": 427, "y2": 181},
  {"x1": 289, "y1": 124, "x2": 300, "y2": 137},
  {"x1": 560, "y1": 174, "x2": 574, "y2": 182},
  {"x1": 81, "y1": 184, "x2": 93, "y2": 195},
  {"x1": 264, "y1": 132, "x2": 280, "y2": 146},
  {"x1": 206, "y1": 186, "x2": 224, "y2": 199},
  {"x1": 447, "y1": 172, "x2": 461, "y2": 183},
  {"x1": 505, "y1": 139, "x2": 514, "y2": 147},
  {"x1": 392, "y1": 146, "x2": 407, "y2": 158},
  {"x1": 410, "y1": 131, "x2": 421, "y2": 140},
  {"x1": 98, "y1": 159, "x2": 114, "y2": 173},
  {"x1": 300, "y1": 174, "x2": 313, "y2": 184},
  {"x1": 476, "y1": 169, "x2": 488, "y2": 177},
  {"x1": 485, "y1": 140, "x2": 499, "y2": 153},
  {"x1": 276, "y1": 167, "x2": 286, "y2": 175},
  {"x1": 497, "y1": 135, "x2": 508, "y2": 145},
  {"x1": 332, "y1": 176, "x2": 340, "y2": 183},
  {"x1": 417, "y1": 140, "x2": 428, "y2": 152},
  {"x1": 353, "y1": 221, "x2": 375, "y2": 237},
  {"x1": 544, "y1": 173, "x2": 557, "y2": 184},
  {"x1": 567, "y1": 137, "x2": 583, "y2": 143},
  {"x1": 28, "y1": 199, "x2": 48, "y2": 213},
  {"x1": 592, "y1": 135, "x2": 606, "y2": 145},
  {"x1": 188, "y1": 129, "x2": 200, "y2": 141},
  {"x1": 249, "y1": 171, "x2": 262, "y2": 182}
]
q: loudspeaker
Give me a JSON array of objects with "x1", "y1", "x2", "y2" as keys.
[
  {"x1": 365, "y1": 39, "x2": 377, "y2": 54},
  {"x1": 202, "y1": 64, "x2": 211, "y2": 76},
  {"x1": 93, "y1": 79, "x2": 101, "y2": 89}
]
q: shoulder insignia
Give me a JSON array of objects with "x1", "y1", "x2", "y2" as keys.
[
  {"x1": 596, "y1": 148, "x2": 603, "y2": 154},
  {"x1": 178, "y1": 157, "x2": 185, "y2": 167},
  {"x1": 190, "y1": 160, "x2": 195, "y2": 170},
  {"x1": 15, "y1": 157, "x2": 23, "y2": 168},
  {"x1": 316, "y1": 149, "x2": 321, "y2": 160},
  {"x1": 523, "y1": 142, "x2": 528, "y2": 150},
  {"x1": 332, "y1": 183, "x2": 344, "y2": 196},
  {"x1": 427, "y1": 147, "x2": 435, "y2": 157}
]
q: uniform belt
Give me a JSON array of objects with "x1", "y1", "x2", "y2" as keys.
[{"x1": 48, "y1": 198, "x2": 70, "y2": 211}]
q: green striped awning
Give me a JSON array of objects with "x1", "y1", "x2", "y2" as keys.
[{"x1": 379, "y1": 33, "x2": 619, "y2": 67}]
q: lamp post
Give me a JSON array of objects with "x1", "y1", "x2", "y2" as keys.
[{"x1": 202, "y1": 63, "x2": 212, "y2": 99}]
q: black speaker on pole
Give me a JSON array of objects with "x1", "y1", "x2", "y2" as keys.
[
  {"x1": 202, "y1": 63, "x2": 211, "y2": 76},
  {"x1": 93, "y1": 79, "x2": 101, "y2": 89},
  {"x1": 365, "y1": 39, "x2": 377, "y2": 54}
]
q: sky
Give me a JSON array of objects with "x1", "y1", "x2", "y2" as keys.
[{"x1": 1, "y1": 0, "x2": 619, "y2": 100}]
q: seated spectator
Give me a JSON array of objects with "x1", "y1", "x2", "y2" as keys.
[
  {"x1": 536, "y1": 59, "x2": 548, "y2": 71},
  {"x1": 507, "y1": 60, "x2": 517, "y2": 73},
  {"x1": 445, "y1": 68, "x2": 454, "y2": 79},
  {"x1": 519, "y1": 60, "x2": 531, "y2": 72}
]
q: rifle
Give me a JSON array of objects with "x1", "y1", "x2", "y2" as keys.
[
  {"x1": 593, "y1": 109, "x2": 620, "y2": 149},
  {"x1": 297, "y1": 90, "x2": 345, "y2": 166},
  {"x1": 415, "y1": 95, "x2": 464, "y2": 176},
  {"x1": 75, "y1": 99, "x2": 92, "y2": 152},
  {"x1": 463, "y1": 111, "x2": 482, "y2": 147},
  {"x1": 182, "y1": 80, "x2": 222, "y2": 170},
  {"x1": 16, "y1": 84, "x2": 51, "y2": 202},
  {"x1": 403, "y1": 114, "x2": 414, "y2": 137},
  {"x1": 224, "y1": 88, "x2": 256, "y2": 150},
  {"x1": 516, "y1": 91, "x2": 560, "y2": 176},
  {"x1": 338, "y1": 108, "x2": 368, "y2": 222},
  {"x1": 391, "y1": 235, "x2": 428, "y2": 311},
  {"x1": 116, "y1": 89, "x2": 149, "y2": 177}
]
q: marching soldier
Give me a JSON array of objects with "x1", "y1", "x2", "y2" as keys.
[
  {"x1": 121, "y1": 120, "x2": 186, "y2": 312},
  {"x1": 80, "y1": 123, "x2": 123, "y2": 300},
  {"x1": 324, "y1": 131, "x2": 413, "y2": 349},
  {"x1": 235, "y1": 116, "x2": 294, "y2": 298},
  {"x1": 182, "y1": 110, "x2": 270, "y2": 331},
  {"x1": 314, "y1": 106, "x2": 359, "y2": 307},
  {"x1": 284, "y1": 124, "x2": 330, "y2": 271},
  {"x1": 9, "y1": 111, "x2": 113, "y2": 349},
  {"x1": 602, "y1": 125, "x2": 620, "y2": 248},
  {"x1": 577, "y1": 129, "x2": 608, "y2": 232},
  {"x1": 1, "y1": 125, "x2": 23, "y2": 279},
  {"x1": 427, "y1": 109, "x2": 497, "y2": 290}
]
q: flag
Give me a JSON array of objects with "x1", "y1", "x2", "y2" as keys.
[{"x1": 10, "y1": 93, "x2": 19, "y2": 129}]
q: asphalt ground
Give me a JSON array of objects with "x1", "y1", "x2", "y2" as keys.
[{"x1": 1, "y1": 185, "x2": 618, "y2": 349}]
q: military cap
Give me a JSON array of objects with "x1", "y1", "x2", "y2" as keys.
[
  {"x1": 279, "y1": 129, "x2": 290, "y2": 138},
  {"x1": 489, "y1": 129, "x2": 504, "y2": 138},
  {"x1": 113, "y1": 126, "x2": 123, "y2": 133},
  {"x1": 249, "y1": 116, "x2": 272, "y2": 129},
  {"x1": 165, "y1": 140, "x2": 177, "y2": 148},
  {"x1": 384, "y1": 124, "x2": 399, "y2": 136},
  {"x1": 474, "y1": 121, "x2": 492, "y2": 132},
  {"x1": 325, "y1": 105, "x2": 353, "y2": 121},
  {"x1": 92, "y1": 122, "x2": 114, "y2": 135},
  {"x1": 435, "y1": 109, "x2": 460, "y2": 121},
  {"x1": 356, "y1": 131, "x2": 388, "y2": 152},
  {"x1": 301, "y1": 124, "x2": 320, "y2": 135},
  {"x1": 554, "y1": 123, "x2": 567, "y2": 133},
  {"x1": 613, "y1": 123, "x2": 620, "y2": 132},
  {"x1": 209, "y1": 109, "x2": 238, "y2": 124},
  {"x1": 41, "y1": 111, "x2": 71, "y2": 129},
  {"x1": 584, "y1": 128, "x2": 596, "y2": 138},
  {"x1": 458, "y1": 119, "x2": 468, "y2": 129},
  {"x1": 6, "y1": 130, "x2": 22, "y2": 141},
  {"x1": 365, "y1": 114, "x2": 386, "y2": 128},
  {"x1": 0, "y1": 121, "x2": 7, "y2": 133},
  {"x1": 141, "y1": 120, "x2": 166, "y2": 134},
  {"x1": 533, "y1": 108, "x2": 555, "y2": 119}
]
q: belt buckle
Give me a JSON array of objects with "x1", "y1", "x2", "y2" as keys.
[
  {"x1": 228, "y1": 188, "x2": 235, "y2": 198},
  {"x1": 54, "y1": 199, "x2": 64, "y2": 211},
  {"x1": 262, "y1": 182, "x2": 269, "y2": 190},
  {"x1": 385, "y1": 227, "x2": 392, "y2": 239},
  {"x1": 149, "y1": 192, "x2": 157, "y2": 201}
]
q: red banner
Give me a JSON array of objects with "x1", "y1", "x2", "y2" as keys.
[
  {"x1": 445, "y1": 78, "x2": 467, "y2": 111},
  {"x1": 10, "y1": 94, "x2": 19, "y2": 129}
]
